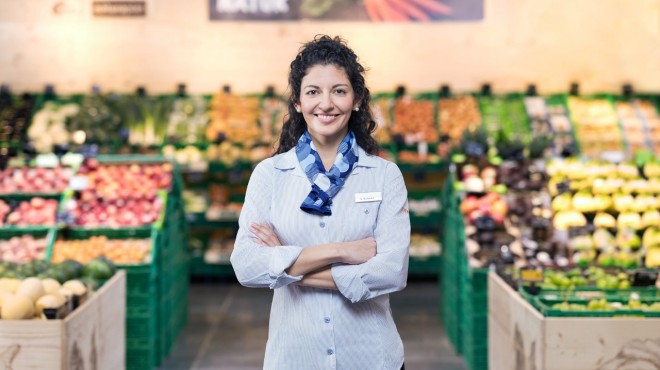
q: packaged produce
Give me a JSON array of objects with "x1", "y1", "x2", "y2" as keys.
[
  {"x1": 207, "y1": 92, "x2": 261, "y2": 144},
  {"x1": 391, "y1": 97, "x2": 437, "y2": 143}
]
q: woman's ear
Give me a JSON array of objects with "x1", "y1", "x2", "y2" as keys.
[{"x1": 294, "y1": 104, "x2": 301, "y2": 113}]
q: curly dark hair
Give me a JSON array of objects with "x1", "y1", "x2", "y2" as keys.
[{"x1": 274, "y1": 35, "x2": 380, "y2": 155}]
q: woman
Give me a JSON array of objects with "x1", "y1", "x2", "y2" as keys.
[{"x1": 230, "y1": 35, "x2": 410, "y2": 370}]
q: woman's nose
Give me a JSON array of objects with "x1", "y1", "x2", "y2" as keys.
[{"x1": 319, "y1": 93, "x2": 333, "y2": 111}]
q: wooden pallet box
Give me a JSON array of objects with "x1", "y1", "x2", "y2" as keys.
[
  {"x1": 0, "y1": 270, "x2": 126, "y2": 370},
  {"x1": 488, "y1": 271, "x2": 660, "y2": 370}
]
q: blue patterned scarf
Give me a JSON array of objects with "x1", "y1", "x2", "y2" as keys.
[{"x1": 296, "y1": 130, "x2": 359, "y2": 216}]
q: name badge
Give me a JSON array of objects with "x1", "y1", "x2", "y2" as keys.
[{"x1": 355, "y1": 192, "x2": 382, "y2": 203}]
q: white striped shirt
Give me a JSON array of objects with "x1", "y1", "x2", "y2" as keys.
[{"x1": 230, "y1": 145, "x2": 410, "y2": 370}]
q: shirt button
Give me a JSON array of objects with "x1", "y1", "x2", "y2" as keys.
[
  {"x1": 327, "y1": 349, "x2": 334, "y2": 355},
  {"x1": 364, "y1": 208, "x2": 370, "y2": 214},
  {"x1": 320, "y1": 222, "x2": 326, "y2": 228},
  {"x1": 324, "y1": 317, "x2": 331, "y2": 323}
]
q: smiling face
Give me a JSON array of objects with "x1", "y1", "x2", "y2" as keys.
[{"x1": 296, "y1": 64, "x2": 358, "y2": 150}]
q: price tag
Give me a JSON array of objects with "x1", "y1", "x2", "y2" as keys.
[
  {"x1": 520, "y1": 269, "x2": 543, "y2": 283},
  {"x1": 601, "y1": 151, "x2": 625, "y2": 164},
  {"x1": 417, "y1": 141, "x2": 428, "y2": 159},
  {"x1": 68, "y1": 176, "x2": 88, "y2": 191},
  {"x1": 575, "y1": 291, "x2": 604, "y2": 299},
  {"x1": 188, "y1": 161, "x2": 209, "y2": 173},
  {"x1": 36, "y1": 154, "x2": 59, "y2": 168}
]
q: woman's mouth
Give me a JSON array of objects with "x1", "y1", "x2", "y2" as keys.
[{"x1": 316, "y1": 114, "x2": 339, "y2": 123}]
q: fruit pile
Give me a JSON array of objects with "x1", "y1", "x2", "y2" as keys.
[
  {"x1": 438, "y1": 96, "x2": 481, "y2": 146},
  {"x1": 0, "y1": 258, "x2": 115, "y2": 320},
  {"x1": 61, "y1": 159, "x2": 170, "y2": 227},
  {"x1": 615, "y1": 101, "x2": 648, "y2": 154},
  {"x1": 479, "y1": 96, "x2": 530, "y2": 146},
  {"x1": 0, "y1": 166, "x2": 74, "y2": 194},
  {"x1": 0, "y1": 235, "x2": 48, "y2": 264},
  {"x1": 165, "y1": 95, "x2": 209, "y2": 144},
  {"x1": 51, "y1": 236, "x2": 152, "y2": 264},
  {"x1": 636, "y1": 99, "x2": 660, "y2": 154},
  {"x1": 409, "y1": 233, "x2": 441, "y2": 258},
  {"x1": 523, "y1": 96, "x2": 575, "y2": 157},
  {"x1": 567, "y1": 97, "x2": 622, "y2": 157},
  {"x1": 540, "y1": 267, "x2": 632, "y2": 290},
  {"x1": 260, "y1": 97, "x2": 287, "y2": 143},
  {"x1": 391, "y1": 98, "x2": 437, "y2": 143},
  {"x1": 4, "y1": 198, "x2": 58, "y2": 227},
  {"x1": 549, "y1": 298, "x2": 660, "y2": 313},
  {"x1": 66, "y1": 93, "x2": 124, "y2": 145},
  {"x1": 27, "y1": 101, "x2": 80, "y2": 153},
  {"x1": 207, "y1": 92, "x2": 261, "y2": 144},
  {"x1": 371, "y1": 98, "x2": 393, "y2": 144}
]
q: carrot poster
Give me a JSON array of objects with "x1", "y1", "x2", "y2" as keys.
[{"x1": 209, "y1": 0, "x2": 483, "y2": 21}]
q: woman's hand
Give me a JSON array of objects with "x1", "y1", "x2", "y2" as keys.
[
  {"x1": 249, "y1": 222, "x2": 282, "y2": 247},
  {"x1": 339, "y1": 237, "x2": 377, "y2": 265}
]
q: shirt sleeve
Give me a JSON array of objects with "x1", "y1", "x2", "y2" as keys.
[
  {"x1": 331, "y1": 162, "x2": 410, "y2": 303},
  {"x1": 230, "y1": 160, "x2": 304, "y2": 289}
]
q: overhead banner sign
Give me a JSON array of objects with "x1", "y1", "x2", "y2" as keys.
[
  {"x1": 209, "y1": 0, "x2": 482, "y2": 21},
  {"x1": 92, "y1": 1, "x2": 147, "y2": 17}
]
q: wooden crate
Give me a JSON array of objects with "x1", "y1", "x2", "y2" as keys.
[
  {"x1": 0, "y1": 271, "x2": 126, "y2": 370},
  {"x1": 488, "y1": 272, "x2": 660, "y2": 370}
]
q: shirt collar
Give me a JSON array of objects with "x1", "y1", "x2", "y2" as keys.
[{"x1": 274, "y1": 145, "x2": 380, "y2": 175}]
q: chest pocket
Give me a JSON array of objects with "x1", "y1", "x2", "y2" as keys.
[{"x1": 341, "y1": 200, "x2": 380, "y2": 241}]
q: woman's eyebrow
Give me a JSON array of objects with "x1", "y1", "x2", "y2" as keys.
[{"x1": 303, "y1": 83, "x2": 350, "y2": 89}]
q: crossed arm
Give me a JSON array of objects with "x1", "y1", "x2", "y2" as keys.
[{"x1": 249, "y1": 222, "x2": 377, "y2": 289}]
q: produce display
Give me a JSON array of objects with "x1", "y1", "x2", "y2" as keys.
[
  {"x1": 66, "y1": 93, "x2": 124, "y2": 145},
  {"x1": 162, "y1": 143, "x2": 270, "y2": 169},
  {"x1": 0, "y1": 258, "x2": 115, "y2": 320},
  {"x1": 409, "y1": 233, "x2": 441, "y2": 258},
  {"x1": 371, "y1": 98, "x2": 393, "y2": 144},
  {"x1": 438, "y1": 96, "x2": 481, "y2": 146},
  {"x1": 203, "y1": 233, "x2": 234, "y2": 264},
  {"x1": 4, "y1": 198, "x2": 58, "y2": 226},
  {"x1": 51, "y1": 236, "x2": 152, "y2": 264},
  {"x1": 637, "y1": 99, "x2": 660, "y2": 154},
  {"x1": 391, "y1": 97, "x2": 437, "y2": 143},
  {"x1": 116, "y1": 93, "x2": 170, "y2": 147},
  {"x1": 567, "y1": 97, "x2": 623, "y2": 157},
  {"x1": 615, "y1": 101, "x2": 648, "y2": 154},
  {"x1": 0, "y1": 92, "x2": 35, "y2": 145},
  {"x1": 0, "y1": 235, "x2": 48, "y2": 263},
  {"x1": 61, "y1": 160, "x2": 170, "y2": 227},
  {"x1": 0, "y1": 166, "x2": 73, "y2": 194},
  {"x1": 28, "y1": 101, "x2": 80, "y2": 153},
  {"x1": 0, "y1": 200, "x2": 10, "y2": 224},
  {"x1": 206, "y1": 92, "x2": 261, "y2": 144},
  {"x1": 479, "y1": 95, "x2": 530, "y2": 148},
  {"x1": 165, "y1": 95, "x2": 209, "y2": 144},
  {"x1": 524, "y1": 96, "x2": 575, "y2": 157},
  {"x1": 260, "y1": 96, "x2": 287, "y2": 143}
]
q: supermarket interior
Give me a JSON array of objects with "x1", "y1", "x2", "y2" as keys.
[{"x1": 1, "y1": 0, "x2": 660, "y2": 369}]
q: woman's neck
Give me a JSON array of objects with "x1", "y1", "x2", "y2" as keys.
[{"x1": 314, "y1": 144, "x2": 339, "y2": 171}]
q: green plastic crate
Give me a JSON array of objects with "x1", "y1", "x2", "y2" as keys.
[{"x1": 126, "y1": 338, "x2": 156, "y2": 370}]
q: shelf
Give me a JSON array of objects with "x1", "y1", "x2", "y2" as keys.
[
  {"x1": 410, "y1": 214, "x2": 441, "y2": 230},
  {"x1": 185, "y1": 213, "x2": 239, "y2": 229},
  {"x1": 408, "y1": 255, "x2": 441, "y2": 276},
  {"x1": 189, "y1": 256, "x2": 235, "y2": 277}
]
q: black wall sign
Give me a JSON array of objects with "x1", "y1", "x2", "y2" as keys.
[{"x1": 93, "y1": 1, "x2": 147, "y2": 17}]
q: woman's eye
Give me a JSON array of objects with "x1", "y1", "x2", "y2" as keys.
[
  {"x1": 306, "y1": 90, "x2": 318, "y2": 95},
  {"x1": 335, "y1": 89, "x2": 347, "y2": 95}
]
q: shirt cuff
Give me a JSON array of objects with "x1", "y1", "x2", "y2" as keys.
[
  {"x1": 331, "y1": 263, "x2": 369, "y2": 303},
  {"x1": 268, "y1": 245, "x2": 304, "y2": 289}
]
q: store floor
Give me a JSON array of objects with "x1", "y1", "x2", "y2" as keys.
[{"x1": 158, "y1": 278, "x2": 467, "y2": 370}]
